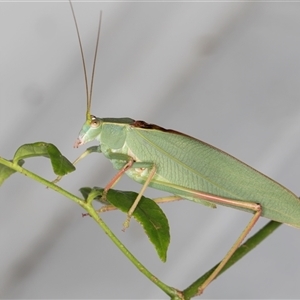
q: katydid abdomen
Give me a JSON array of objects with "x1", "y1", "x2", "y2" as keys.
[{"x1": 77, "y1": 117, "x2": 300, "y2": 228}]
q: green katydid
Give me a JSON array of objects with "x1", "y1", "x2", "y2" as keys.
[{"x1": 68, "y1": 1, "x2": 300, "y2": 296}]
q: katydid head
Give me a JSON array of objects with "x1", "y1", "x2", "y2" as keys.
[{"x1": 74, "y1": 115, "x2": 102, "y2": 148}]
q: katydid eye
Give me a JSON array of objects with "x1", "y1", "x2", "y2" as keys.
[{"x1": 90, "y1": 116, "x2": 100, "y2": 128}]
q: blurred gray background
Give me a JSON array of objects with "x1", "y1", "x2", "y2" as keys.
[{"x1": 1, "y1": 1, "x2": 300, "y2": 299}]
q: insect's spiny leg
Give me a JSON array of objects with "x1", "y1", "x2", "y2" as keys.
[
  {"x1": 102, "y1": 159, "x2": 134, "y2": 200},
  {"x1": 123, "y1": 165, "x2": 157, "y2": 230},
  {"x1": 197, "y1": 203, "x2": 262, "y2": 295}
]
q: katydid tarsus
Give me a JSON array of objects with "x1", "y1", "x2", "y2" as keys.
[{"x1": 67, "y1": 1, "x2": 300, "y2": 296}]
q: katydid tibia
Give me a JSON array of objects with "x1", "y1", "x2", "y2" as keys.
[{"x1": 68, "y1": 0, "x2": 300, "y2": 296}]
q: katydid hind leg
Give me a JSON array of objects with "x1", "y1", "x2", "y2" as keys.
[{"x1": 197, "y1": 200, "x2": 262, "y2": 295}]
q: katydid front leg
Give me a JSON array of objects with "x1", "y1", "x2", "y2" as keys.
[{"x1": 52, "y1": 146, "x2": 100, "y2": 184}]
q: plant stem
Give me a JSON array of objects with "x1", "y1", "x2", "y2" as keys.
[
  {"x1": 182, "y1": 220, "x2": 281, "y2": 299},
  {"x1": 0, "y1": 157, "x2": 180, "y2": 298}
]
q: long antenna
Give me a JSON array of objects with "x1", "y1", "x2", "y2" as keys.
[
  {"x1": 90, "y1": 11, "x2": 102, "y2": 112},
  {"x1": 68, "y1": 0, "x2": 102, "y2": 122}
]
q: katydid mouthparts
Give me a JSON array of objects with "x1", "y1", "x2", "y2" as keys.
[{"x1": 69, "y1": 0, "x2": 300, "y2": 295}]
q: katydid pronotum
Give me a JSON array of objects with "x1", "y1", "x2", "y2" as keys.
[{"x1": 67, "y1": 1, "x2": 300, "y2": 296}]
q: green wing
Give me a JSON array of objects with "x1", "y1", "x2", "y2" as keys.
[{"x1": 126, "y1": 126, "x2": 300, "y2": 227}]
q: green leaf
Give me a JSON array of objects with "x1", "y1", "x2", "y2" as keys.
[
  {"x1": 46, "y1": 144, "x2": 75, "y2": 176},
  {"x1": 13, "y1": 142, "x2": 75, "y2": 176},
  {"x1": 79, "y1": 187, "x2": 104, "y2": 204},
  {"x1": 79, "y1": 187, "x2": 110, "y2": 205},
  {"x1": 79, "y1": 187, "x2": 92, "y2": 201},
  {"x1": 0, "y1": 159, "x2": 24, "y2": 186},
  {"x1": 80, "y1": 187, "x2": 170, "y2": 262}
]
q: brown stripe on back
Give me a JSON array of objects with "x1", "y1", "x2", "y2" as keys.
[{"x1": 131, "y1": 120, "x2": 190, "y2": 138}]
